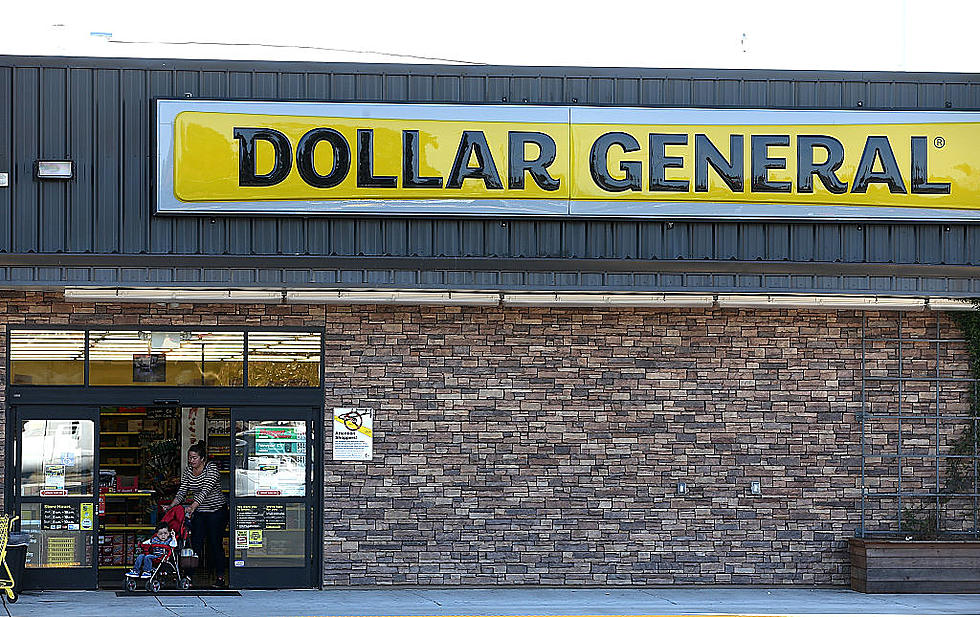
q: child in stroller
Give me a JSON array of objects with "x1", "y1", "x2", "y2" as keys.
[{"x1": 124, "y1": 506, "x2": 193, "y2": 592}]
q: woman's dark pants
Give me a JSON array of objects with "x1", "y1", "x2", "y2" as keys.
[{"x1": 190, "y1": 507, "x2": 228, "y2": 579}]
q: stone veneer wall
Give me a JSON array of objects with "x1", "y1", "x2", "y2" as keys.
[{"x1": 0, "y1": 292, "x2": 970, "y2": 586}]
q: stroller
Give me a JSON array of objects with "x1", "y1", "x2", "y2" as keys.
[{"x1": 124, "y1": 505, "x2": 193, "y2": 593}]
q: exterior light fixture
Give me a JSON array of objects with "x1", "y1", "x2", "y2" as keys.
[
  {"x1": 285, "y1": 290, "x2": 500, "y2": 305},
  {"x1": 716, "y1": 294, "x2": 927, "y2": 311},
  {"x1": 34, "y1": 160, "x2": 74, "y2": 180},
  {"x1": 0, "y1": 172, "x2": 8, "y2": 187},
  {"x1": 676, "y1": 482, "x2": 688, "y2": 495},
  {"x1": 501, "y1": 293, "x2": 714, "y2": 307},
  {"x1": 64, "y1": 288, "x2": 282, "y2": 303},
  {"x1": 750, "y1": 481, "x2": 762, "y2": 495}
]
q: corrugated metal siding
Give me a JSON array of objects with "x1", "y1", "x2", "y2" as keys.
[{"x1": 0, "y1": 57, "x2": 978, "y2": 293}]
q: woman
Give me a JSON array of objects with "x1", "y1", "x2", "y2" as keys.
[{"x1": 168, "y1": 441, "x2": 228, "y2": 587}]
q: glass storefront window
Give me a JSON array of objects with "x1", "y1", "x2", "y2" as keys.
[
  {"x1": 20, "y1": 420, "x2": 95, "y2": 497},
  {"x1": 233, "y1": 503, "x2": 305, "y2": 568},
  {"x1": 247, "y1": 332, "x2": 321, "y2": 387},
  {"x1": 10, "y1": 330, "x2": 85, "y2": 385},
  {"x1": 234, "y1": 421, "x2": 307, "y2": 497},
  {"x1": 11, "y1": 329, "x2": 321, "y2": 387},
  {"x1": 20, "y1": 503, "x2": 95, "y2": 568},
  {"x1": 89, "y1": 331, "x2": 244, "y2": 386}
]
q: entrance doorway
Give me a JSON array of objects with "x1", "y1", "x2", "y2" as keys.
[{"x1": 11, "y1": 402, "x2": 320, "y2": 590}]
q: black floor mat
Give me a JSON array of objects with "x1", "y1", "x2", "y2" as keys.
[{"x1": 115, "y1": 590, "x2": 241, "y2": 597}]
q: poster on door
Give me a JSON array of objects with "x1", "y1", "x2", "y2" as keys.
[{"x1": 332, "y1": 408, "x2": 373, "y2": 461}]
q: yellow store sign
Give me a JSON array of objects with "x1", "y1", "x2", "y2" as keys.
[{"x1": 156, "y1": 101, "x2": 980, "y2": 220}]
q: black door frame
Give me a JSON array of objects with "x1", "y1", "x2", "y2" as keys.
[
  {"x1": 11, "y1": 405, "x2": 101, "y2": 590},
  {"x1": 229, "y1": 405, "x2": 318, "y2": 589},
  {"x1": 7, "y1": 388, "x2": 325, "y2": 590}
]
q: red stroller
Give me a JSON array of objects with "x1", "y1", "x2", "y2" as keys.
[{"x1": 124, "y1": 506, "x2": 193, "y2": 593}]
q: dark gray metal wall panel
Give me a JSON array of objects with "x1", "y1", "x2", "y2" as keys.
[
  {"x1": 229, "y1": 71, "x2": 252, "y2": 97},
  {"x1": 148, "y1": 69, "x2": 174, "y2": 253},
  {"x1": 94, "y1": 69, "x2": 120, "y2": 253},
  {"x1": 68, "y1": 68, "x2": 93, "y2": 252},
  {"x1": 917, "y1": 226, "x2": 943, "y2": 264},
  {"x1": 0, "y1": 67, "x2": 9, "y2": 253},
  {"x1": 967, "y1": 227, "x2": 980, "y2": 265},
  {"x1": 200, "y1": 71, "x2": 227, "y2": 98},
  {"x1": 13, "y1": 67, "x2": 39, "y2": 252},
  {"x1": 39, "y1": 67, "x2": 67, "y2": 252},
  {"x1": 120, "y1": 69, "x2": 147, "y2": 254},
  {"x1": 1, "y1": 55, "x2": 979, "y2": 293}
]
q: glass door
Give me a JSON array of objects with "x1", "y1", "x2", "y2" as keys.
[
  {"x1": 13, "y1": 406, "x2": 99, "y2": 589},
  {"x1": 229, "y1": 407, "x2": 315, "y2": 588}
]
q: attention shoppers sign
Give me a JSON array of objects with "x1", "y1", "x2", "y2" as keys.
[{"x1": 156, "y1": 100, "x2": 980, "y2": 220}]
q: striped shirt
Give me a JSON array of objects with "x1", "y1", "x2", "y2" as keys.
[{"x1": 172, "y1": 461, "x2": 226, "y2": 512}]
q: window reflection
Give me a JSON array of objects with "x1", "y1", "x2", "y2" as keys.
[
  {"x1": 20, "y1": 420, "x2": 95, "y2": 497},
  {"x1": 88, "y1": 331, "x2": 244, "y2": 386},
  {"x1": 10, "y1": 329, "x2": 322, "y2": 388},
  {"x1": 247, "y1": 332, "x2": 321, "y2": 387},
  {"x1": 235, "y1": 420, "x2": 307, "y2": 497},
  {"x1": 10, "y1": 330, "x2": 85, "y2": 385}
]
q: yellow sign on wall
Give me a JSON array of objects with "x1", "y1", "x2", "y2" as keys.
[{"x1": 157, "y1": 101, "x2": 980, "y2": 220}]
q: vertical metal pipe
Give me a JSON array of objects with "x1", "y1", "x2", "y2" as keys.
[
  {"x1": 861, "y1": 312, "x2": 867, "y2": 536},
  {"x1": 936, "y1": 314, "x2": 942, "y2": 534},
  {"x1": 974, "y1": 375, "x2": 978, "y2": 538},
  {"x1": 898, "y1": 312, "x2": 904, "y2": 534}
]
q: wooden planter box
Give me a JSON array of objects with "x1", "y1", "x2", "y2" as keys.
[{"x1": 850, "y1": 538, "x2": 980, "y2": 593}]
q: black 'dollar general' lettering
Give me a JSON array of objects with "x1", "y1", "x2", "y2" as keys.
[
  {"x1": 356, "y1": 129, "x2": 397, "y2": 189},
  {"x1": 589, "y1": 132, "x2": 642, "y2": 192},
  {"x1": 751, "y1": 135, "x2": 791, "y2": 193},
  {"x1": 852, "y1": 136, "x2": 907, "y2": 193},
  {"x1": 508, "y1": 131, "x2": 560, "y2": 191},
  {"x1": 402, "y1": 130, "x2": 443, "y2": 189},
  {"x1": 446, "y1": 131, "x2": 503, "y2": 190},
  {"x1": 797, "y1": 135, "x2": 847, "y2": 194},
  {"x1": 296, "y1": 128, "x2": 350, "y2": 189},
  {"x1": 694, "y1": 134, "x2": 743, "y2": 192},
  {"x1": 649, "y1": 134, "x2": 689, "y2": 192},
  {"x1": 910, "y1": 136, "x2": 951, "y2": 194},
  {"x1": 235, "y1": 127, "x2": 292, "y2": 187}
]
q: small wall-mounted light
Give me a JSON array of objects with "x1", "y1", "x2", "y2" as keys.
[
  {"x1": 750, "y1": 481, "x2": 762, "y2": 495},
  {"x1": 34, "y1": 160, "x2": 74, "y2": 180},
  {"x1": 0, "y1": 172, "x2": 7, "y2": 187},
  {"x1": 676, "y1": 482, "x2": 688, "y2": 495}
]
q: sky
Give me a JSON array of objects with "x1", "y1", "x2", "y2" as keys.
[{"x1": 1, "y1": 0, "x2": 979, "y2": 72}]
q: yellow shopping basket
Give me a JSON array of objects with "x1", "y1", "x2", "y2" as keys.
[{"x1": 0, "y1": 515, "x2": 20, "y2": 603}]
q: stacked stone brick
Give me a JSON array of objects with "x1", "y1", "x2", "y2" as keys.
[{"x1": 0, "y1": 292, "x2": 973, "y2": 586}]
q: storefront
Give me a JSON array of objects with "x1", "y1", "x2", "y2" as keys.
[
  {"x1": 9, "y1": 328, "x2": 323, "y2": 589},
  {"x1": 0, "y1": 55, "x2": 978, "y2": 589}
]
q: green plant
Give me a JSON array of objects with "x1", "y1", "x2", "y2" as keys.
[{"x1": 902, "y1": 299, "x2": 980, "y2": 539}]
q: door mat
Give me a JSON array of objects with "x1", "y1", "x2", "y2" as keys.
[{"x1": 116, "y1": 590, "x2": 241, "y2": 597}]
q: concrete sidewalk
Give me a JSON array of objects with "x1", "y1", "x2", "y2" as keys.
[{"x1": 3, "y1": 588, "x2": 978, "y2": 617}]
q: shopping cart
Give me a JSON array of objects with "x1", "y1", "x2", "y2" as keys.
[{"x1": 0, "y1": 515, "x2": 20, "y2": 603}]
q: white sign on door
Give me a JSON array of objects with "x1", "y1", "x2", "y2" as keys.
[{"x1": 332, "y1": 408, "x2": 373, "y2": 461}]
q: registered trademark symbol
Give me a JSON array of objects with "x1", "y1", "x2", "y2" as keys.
[{"x1": 934, "y1": 136, "x2": 946, "y2": 148}]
